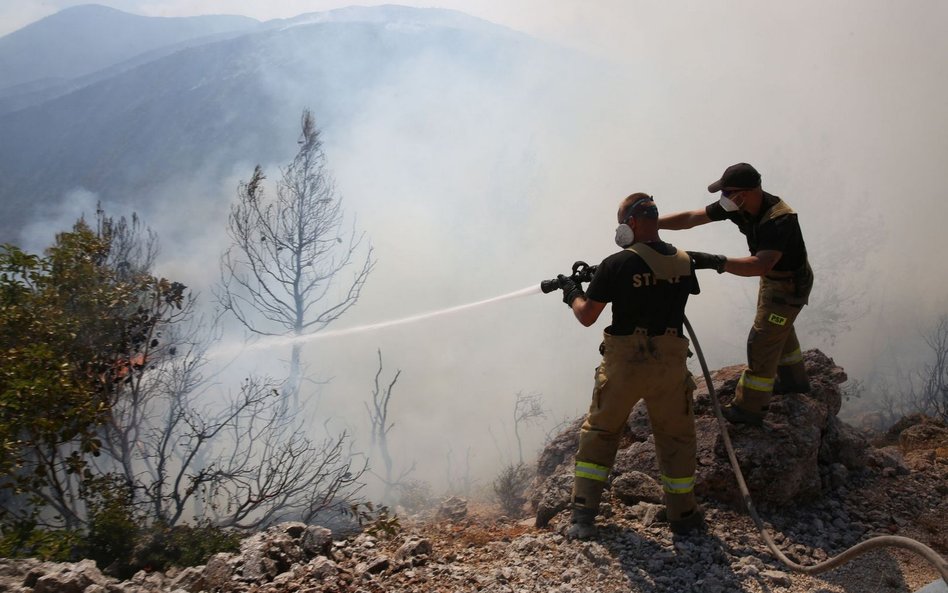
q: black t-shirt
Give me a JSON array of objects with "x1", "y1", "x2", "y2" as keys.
[
  {"x1": 586, "y1": 241, "x2": 699, "y2": 336},
  {"x1": 705, "y1": 192, "x2": 808, "y2": 272}
]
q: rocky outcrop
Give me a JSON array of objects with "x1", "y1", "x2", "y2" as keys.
[
  {"x1": 436, "y1": 496, "x2": 469, "y2": 521},
  {"x1": 0, "y1": 522, "x2": 336, "y2": 593},
  {"x1": 532, "y1": 349, "x2": 864, "y2": 525},
  {"x1": 0, "y1": 559, "x2": 114, "y2": 593},
  {"x1": 210, "y1": 521, "x2": 334, "y2": 590},
  {"x1": 2, "y1": 353, "x2": 946, "y2": 593},
  {"x1": 899, "y1": 417, "x2": 948, "y2": 453}
]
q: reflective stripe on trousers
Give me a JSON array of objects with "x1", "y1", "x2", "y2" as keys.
[
  {"x1": 572, "y1": 332, "x2": 698, "y2": 520},
  {"x1": 661, "y1": 474, "x2": 695, "y2": 494},
  {"x1": 575, "y1": 461, "x2": 609, "y2": 482},
  {"x1": 779, "y1": 347, "x2": 803, "y2": 366},
  {"x1": 739, "y1": 371, "x2": 774, "y2": 393}
]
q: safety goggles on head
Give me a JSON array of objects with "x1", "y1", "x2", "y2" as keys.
[{"x1": 621, "y1": 196, "x2": 658, "y2": 221}]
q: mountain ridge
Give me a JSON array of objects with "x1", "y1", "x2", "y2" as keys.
[
  {"x1": 0, "y1": 4, "x2": 260, "y2": 92},
  {"x1": 0, "y1": 5, "x2": 586, "y2": 246}
]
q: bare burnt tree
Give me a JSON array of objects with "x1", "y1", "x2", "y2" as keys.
[
  {"x1": 98, "y1": 325, "x2": 367, "y2": 530},
  {"x1": 863, "y1": 371, "x2": 915, "y2": 433},
  {"x1": 204, "y1": 385, "x2": 367, "y2": 529},
  {"x1": 96, "y1": 205, "x2": 159, "y2": 281},
  {"x1": 218, "y1": 109, "x2": 374, "y2": 406},
  {"x1": 485, "y1": 392, "x2": 544, "y2": 519},
  {"x1": 443, "y1": 446, "x2": 473, "y2": 497},
  {"x1": 513, "y1": 391, "x2": 546, "y2": 465},
  {"x1": 909, "y1": 315, "x2": 948, "y2": 422},
  {"x1": 364, "y1": 349, "x2": 414, "y2": 503},
  {"x1": 4, "y1": 208, "x2": 368, "y2": 532}
]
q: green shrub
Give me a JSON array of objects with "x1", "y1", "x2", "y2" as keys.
[
  {"x1": 91, "y1": 520, "x2": 242, "y2": 579},
  {"x1": 347, "y1": 502, "x2": 401, "y2": 538},
  {"x1": 2, "y1": 475, "x2": 240, "y2": 578},
  {"x1": 82, "y1": 475, "x2": 139, "y2": 573},
  {"x1": 167, "y1": 523, "x2": 242, "y2": 567},
  {"x1": 0, "y1": 520, "x2": 83, "y2": 561}
]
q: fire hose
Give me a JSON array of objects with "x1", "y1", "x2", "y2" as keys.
[
  {"x1": 682, "y1": 315, "x2": 948, "y2": 584},
  {"x1": 542, "y1": 261, "x2": 946, "y2": 583}
]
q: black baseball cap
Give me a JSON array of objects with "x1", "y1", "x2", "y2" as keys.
[{"x1": 707, "y1": 163, "x2": 761, "y2": 193}]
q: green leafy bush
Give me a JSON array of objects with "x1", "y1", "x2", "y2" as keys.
[
  {"x1": 347, "y1": 501, "x2": 401, "y2": 538},
  {"x1": 0, "y1": 519, "x2": 83, "y2": 561},
  {"x1": 82, "y1": 474, "x2": 139, "y2": 574},
  {"x1": 125, "y1": 522, "x2": 241, "y2": 576},
  {"x1": 0, "y1": 510, "x2": 240, "y2": 578}
]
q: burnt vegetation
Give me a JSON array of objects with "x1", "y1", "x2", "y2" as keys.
[{"x1": 0, "y1": 112, "x2": 376, "y2": 574}]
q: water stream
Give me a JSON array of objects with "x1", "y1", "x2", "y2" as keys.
[{"x1": 210, "y1": 284, "x2": 543, "y2": 358}]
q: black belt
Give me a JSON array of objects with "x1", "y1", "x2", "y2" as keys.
[
  {"x1": 766, "y1": 261, "x2": 810, "y2": 282},
  {"x1": 606, "y1": 326, "x2": 680, "y2": 337}
]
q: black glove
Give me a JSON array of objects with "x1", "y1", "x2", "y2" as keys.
[
  {"x1": 689, "y1": 251, "x2": 727, "y2": 273},
  {"x1": 558, "y1": 274, "x2": 585, "y2": 306}
]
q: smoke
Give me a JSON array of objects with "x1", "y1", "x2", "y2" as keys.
[
  {"x1": 299, "y1": 1, "x2": 947, "y2": 492},
  {"x1": 19, "y1": 188, "x2": 106, "y2": 254},
  {"x1": 7, "y1": 0, "x2": 948, "y2": 500}
]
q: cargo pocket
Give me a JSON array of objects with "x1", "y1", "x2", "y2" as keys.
[
  {"x1": 591, "y1": 364, "x2": 607, "y2": 411},
  {"x1": 684, "y1": 372, "x2": 697, "y2": 416}
]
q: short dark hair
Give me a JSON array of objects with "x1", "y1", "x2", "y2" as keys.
[{"x1": 618, "y1": 193, "x2": 658, "y2": 221}]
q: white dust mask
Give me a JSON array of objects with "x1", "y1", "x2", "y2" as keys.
[
  {"x1": 614, "y1": 223, "x2": 635, "y2": 248},
  {"x1": 718, "y1": 195, "x2": 740, "y2": 212}
]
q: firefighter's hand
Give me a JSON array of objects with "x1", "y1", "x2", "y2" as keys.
[
  {"x1": 689, "y1": 251, "x2": 727, "y2": 273},
  {"x1": 558, "y1": 274, "x2": 585, "y2": 306}
]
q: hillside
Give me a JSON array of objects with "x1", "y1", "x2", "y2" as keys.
[
  {"x1": 0, "y1": 4, "x2": 258, "y2": 92},
  {"x1": 2, "y1": 350, "x2": 945, "y2": 592},
  {"x1": 0, "y1": 4, "x2": 579, "y2": 247},
  {"x1": 0, "y1": 4, "x2": 259, "y2": 90}
]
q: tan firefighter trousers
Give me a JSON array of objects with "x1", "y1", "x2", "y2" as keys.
[
  {"x1": 734, "y1": 263, "x2": 813, "y2": 414},
  {"x1": 572, "y1": 331, "x2": 698, "y2": 521}
]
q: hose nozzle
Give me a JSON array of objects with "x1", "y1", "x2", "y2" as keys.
[
  {"x1": 540, "y1": 261, "x2": 598, "y2": 294},
  {"x1": 540, "y1": 278, "x2": 562, "y2": 294}
]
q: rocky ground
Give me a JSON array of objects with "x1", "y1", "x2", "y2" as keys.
[{"x1": 1, "y1": 350, "x2": 946, "y2": 593}]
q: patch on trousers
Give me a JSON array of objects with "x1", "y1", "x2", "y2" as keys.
[{"x1": 768, "y1": 313, "x2": 788, "y2": 326}]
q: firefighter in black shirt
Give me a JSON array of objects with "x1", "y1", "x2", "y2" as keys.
[
  {"x1": 658, "y1": 163, "x2": 813, "y2": 427},
  {"x1": 557, "y1": 193, "x2": 703, "y2": 538}
]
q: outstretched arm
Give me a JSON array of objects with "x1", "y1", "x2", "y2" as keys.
[
  {"x1": 658, "y1": 209, "x2": 712, "y2": 230},
  {"x1": 723, "y1": 250, "x2": 782, "y2": 277},
  {"x1": 691, "y1": 249, "x2": 783, "y2": 277},
  {"x1": 570, "y1": 296, "x2": 607, "y2": 327}
]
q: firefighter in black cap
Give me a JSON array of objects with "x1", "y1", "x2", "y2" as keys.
[
  {"x1": 558, "y1": 193, "x2": 703, "y2": 538},
  {"x1": 658, "y1": 163, "x2": 813, "y2": 427}
]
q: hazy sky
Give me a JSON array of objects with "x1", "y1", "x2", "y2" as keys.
[
  {"x1": 3, "y1": 0, "x2": 813, "y2": 60},
  {"x1": 3, "y1": 0, "x2": 612, "y2": 45},
  {"x1": 4, "y1": 0, "x2": 948, "y2": 495}
]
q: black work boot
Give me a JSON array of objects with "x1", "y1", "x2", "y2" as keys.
[
  {"x1": 565, "y1": 507, "x2": 598, "y2": 540},
  {"x1": 669, "y1": 508, "x2": 705, "y2": 535},
  {"x1": 774, "y1": 365, "x2": 811, "y2": 395},
  {"x1": 656, "y1": 506, "x2": 705, "y2": 535},
  {"x1": 721, "y1": 403, "x2": 764, "y2": 427}
]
